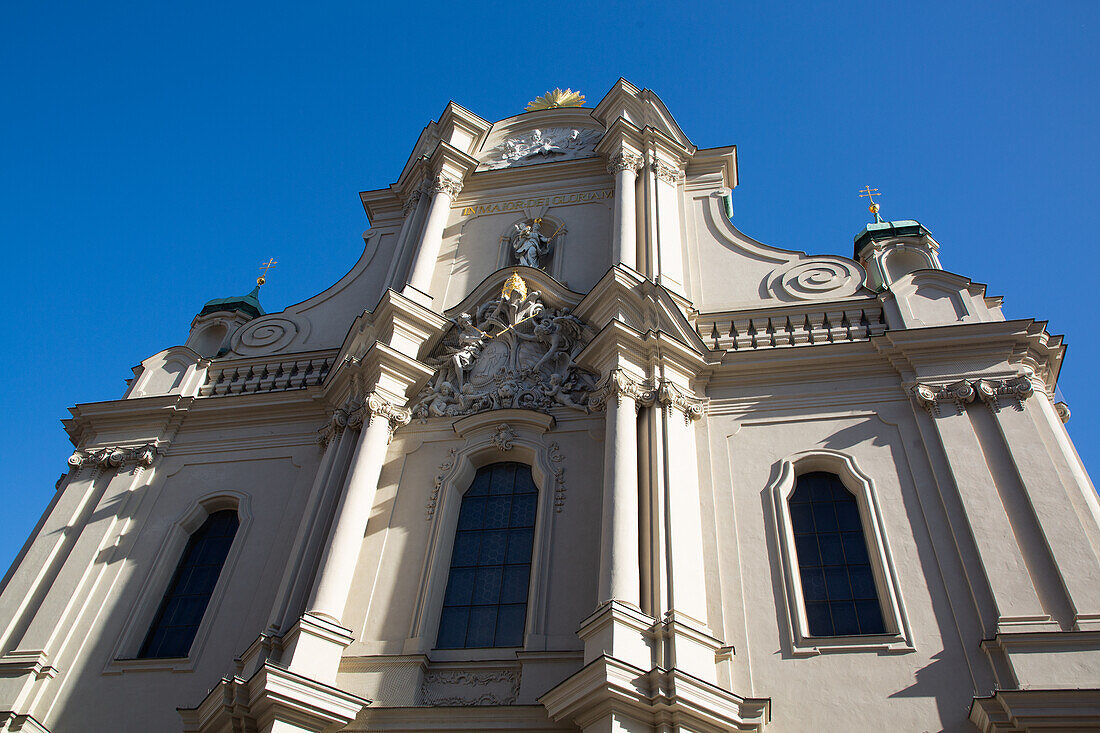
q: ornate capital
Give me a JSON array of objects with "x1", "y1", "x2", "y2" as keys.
[
  {"x1": 650, "y1": 159, "x2": 682, "y2": 185},
  {"x1": 68, "y1": 443, "x2": 159, "y2": 472},
  {"x1": 590, "y1": 368, "x2": 657, "y2": 413},
  {"x1": 365, "y1": 391, "x2": 412, "y2": 430},
  {"x1": 606, "y1": 151, "x2": 643, "y2": 176},
  {"x1": 911, "y1": 375, "x2": 1033, "y2": 416},
  {"x1": 656, "y1": 380, "x2": 707, "y2": 423},
  {"x1": 401, "y1": 189, "x2": 423, "y2": 216},
  {"x1": 428, "y1": 174, "x2": 463, "y2": 199}
]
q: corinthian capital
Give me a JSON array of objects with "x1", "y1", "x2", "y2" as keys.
[
  {"x1": 606, "y1": 151, "x2": 643, "y2": 176},
  {"x1": 656, "y1": 380, "x2": 707, "y2": 423},
  {"x1": 590, "y1": 368, "x2": 657, "y2": 413},
  {"x1": 428, "y1": 174, "x2": 463, "y2": 199},
  {"x1": 401, "y1": 189, "x2": 423, "y2": 216},
  {"x1": 651, "y1": 159, "x2": 683, "y2": 185}
]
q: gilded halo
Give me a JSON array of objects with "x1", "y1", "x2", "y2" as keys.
[{"x1": 525, "y1": 88, "x2": 585, "y2": 111}]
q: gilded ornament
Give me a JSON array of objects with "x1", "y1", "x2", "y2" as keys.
[{"x1": 525, "y1": 88, "x2": 585, "y2": 111}]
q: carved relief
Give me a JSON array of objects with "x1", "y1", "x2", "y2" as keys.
[
  {"x1": 548, "y1": 441, "x2": 566, "y2": 512},
  {"x1": 411, "y1": 274, "x2": 597, "y2": 420},
  {"x1": 420, "y1": 669, "x2": 520, "y2": 706},
  {"x1": 426, "y1": 448, "x2": 457, "y2": 521},
  {"x1": 490, "y1": 424, "x2": 516, "y2": 451},
  {"x1": 483, "y1": 127, "x2": 602, "y2": 170}
]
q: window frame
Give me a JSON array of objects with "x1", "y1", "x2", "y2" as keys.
[
  {"x1": 403, "y1": 411, "x2": 560, "y2": 661},
  {"x1": 769, "y1": 450, "x2": 913, "y2": 656},
  {"x1": 105, "y1": 492, "x2": 251, "y2": 673}
]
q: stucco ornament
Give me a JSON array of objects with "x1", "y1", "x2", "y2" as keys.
[
  {"x1": 483, "y1": 127, "x2": 602, "y2": 170},
  {"x1": 508, "y1": 218, "x2": 560, "y2": 269},
  {"x1": 411, "y1": 275, "x2": 597, "y2": 419}
]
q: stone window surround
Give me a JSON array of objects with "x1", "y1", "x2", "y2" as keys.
[
  {"x1": 103, "y1": 491, "x2": 253, "y2": 674},
  {"x1": 768, "y1": 450, "x2": 914, "y2": 657},
  {"x1": 403, "y1": 411, "x2": 561, "y2": 662}
]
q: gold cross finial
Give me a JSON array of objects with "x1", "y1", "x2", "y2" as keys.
[
  {"x1": 257, "y1": 258, "x2": 277, "y2": 287},
  {"x1": 859, "y1": 186, "x2": 884, "y2": 223}
]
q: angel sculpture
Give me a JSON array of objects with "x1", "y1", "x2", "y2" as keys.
[
  {"x1": 510, "y1": 219, "x2": 554, "y2": 269},
  {"x1": 440, "y1": 313, "x2": 485, "y2": 391}
]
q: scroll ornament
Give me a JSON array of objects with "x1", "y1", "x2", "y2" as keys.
[{"x1": 912, "y1": 376, "x2": 1034, "y2": 415}]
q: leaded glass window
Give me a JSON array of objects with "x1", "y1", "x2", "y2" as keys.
[
  {"x1": 789, "y1": 472, "x2": 886, "y2": 636},
  {"x1": 138, "y1": 509, "x2": 239, "y2": 658},
  {"x1": 436, "y1": 462, "x2": 537, "y2": 649}
]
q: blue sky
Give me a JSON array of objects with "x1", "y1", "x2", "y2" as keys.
[{"x1": 2, "y1": 1, "x2": 1097, "y2": 571}]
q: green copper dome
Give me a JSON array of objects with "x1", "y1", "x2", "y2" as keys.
[{"x1": 198, "y1": 285, "x2": 265, "y2": 320}]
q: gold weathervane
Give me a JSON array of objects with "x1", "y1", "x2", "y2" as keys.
[
  {"x1": 257, "y1": 258, "x2": 277, "y2": 286},
  {"x1": 859, "y1": 186, "x2": 884, "y2": 223},
  {"x1": 525, "y1": 88, "x2": 585, "y2": 111}
]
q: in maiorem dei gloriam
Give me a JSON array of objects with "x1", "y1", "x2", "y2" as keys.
[{"x1": 2, "y1": 81, "x2": 1098, "y2": 732}]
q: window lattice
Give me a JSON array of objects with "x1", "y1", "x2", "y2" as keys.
[
  {"x1": 437, "y1": 462, "x2": 537, "y2": 649},
  {"x1": 789, "y1": 472, "x2": 886, "y2": 636}
]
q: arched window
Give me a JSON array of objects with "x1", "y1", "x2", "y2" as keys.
[
  {"x1": 789, "y1": 472, "x2": 886, "y2": 636},
  {"x1": 436, "y1": 462, "x2": 537, "y2": 649},
  {"x1": 138, "y1": 509, "x2": 240, "y2": 658}
]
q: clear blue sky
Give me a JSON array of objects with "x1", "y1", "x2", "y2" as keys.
[{"x1": 2, "y1": 1, "x2": 1097, "y2": 572}]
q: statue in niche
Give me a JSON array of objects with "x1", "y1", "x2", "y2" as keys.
[
  {"x1": 411, "y1": 272, "x2": 597, "y2": 420},
  {"x1": 509, "y1": 218, "x2": 559, "y2": 269}
]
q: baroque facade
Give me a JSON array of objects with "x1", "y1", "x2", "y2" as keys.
[{"x1": 1, "y1": 80, "x2": 1099, "y2": 732}]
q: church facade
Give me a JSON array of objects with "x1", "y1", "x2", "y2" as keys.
[{"x1": 1, "y1": 80, "x2": 1098, "y2": 732}]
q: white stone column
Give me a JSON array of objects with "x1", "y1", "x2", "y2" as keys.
[
  {"x1": 405, "y1": 174, "x2": 462, "y2": 298},
  {"x1": 597, "y1": 370, "x2": 652, "y2": 607},
  {"x1": 607, "y1": 152, "x2": 641, "y2": 270},
  {"x1": 306, "y1": 392, "x2": 410, "y2": 625}
]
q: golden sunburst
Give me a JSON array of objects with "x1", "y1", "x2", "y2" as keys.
[{"x1": 525, "y1": 88, "x2": 585, "y2": 111}]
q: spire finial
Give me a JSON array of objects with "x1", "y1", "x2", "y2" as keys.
[
  {"x1": 257, "y1": 258, "x2": 278, "y2": 287},
  {"x1": 859, "y1": 186, "x2": 884, "y2": 224}
]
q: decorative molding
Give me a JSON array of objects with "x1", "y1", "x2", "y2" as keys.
[
  {"x1": 482, "y1": 127, "x2": 602, "y2": 170},
  {"x1": 911, "y1": 376, "x2": 1033, "y2": 416},
  {"x1": 420, "y1": 669, "x2": 520, "y2": 706},
  {"x1": 318, "y1": 406, "x2": 349, "y2": 447},
  {"x1": 428, "y1": 174, "x2": 463, "y2": 199},
  {"x1": 200, "y1": 352, "x2": 335, "y2": 397},
  {"x1": 589, "y1": 368, "x2": 657, "y2": 413},
  {"x1": 656, "y1": 380, "x2": 708, "y2": 424},
  {"x1": 606, "y1": 150, "x2": 643, "y2": 176},
  {"x1": 411, "y1": 279, "x2": 597, "y2": 420},
  {"x1": 1055, "y1": 401, "x2": 1071, "y2": 424},
  {"x1": 68, "y1": 443, "x2": 159, "y2": 473},
  {"x1": 426, "y1": 448, "x2": 457, "y2": 521},
  {"x1": 548, "y1": 441, "x2": 566, "y2": 512},
  {"x1": 490, "y1": 424, "x2": 516, "y2": 451},
  {"x1": 697, "y1": 303, "x2": 886, "y2": 351}
]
